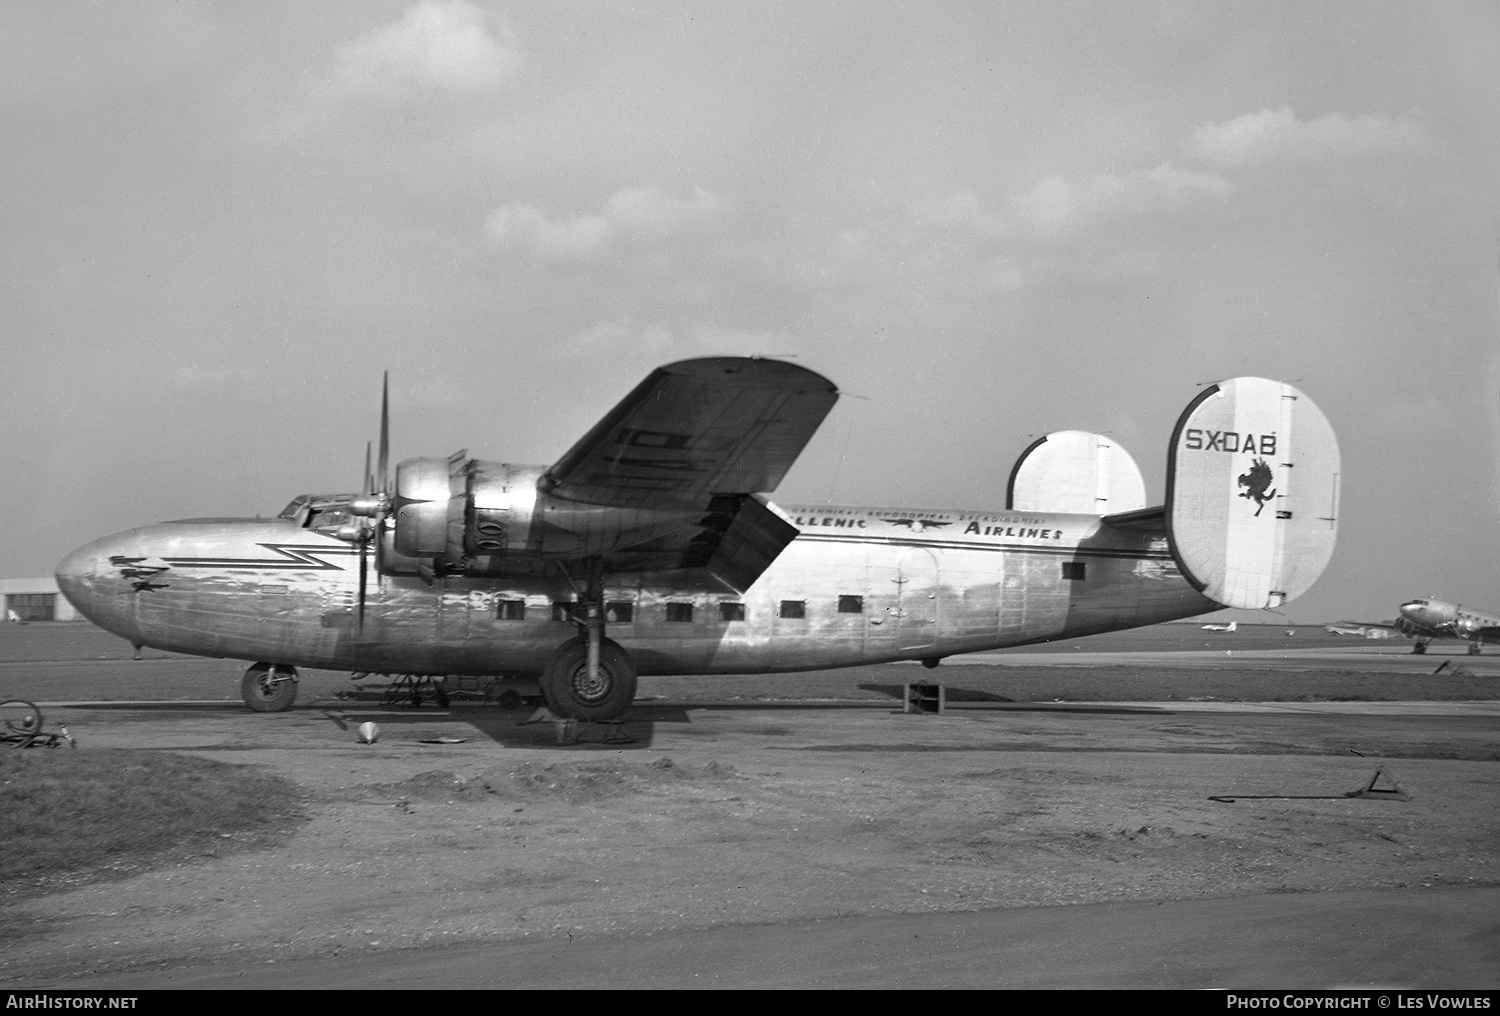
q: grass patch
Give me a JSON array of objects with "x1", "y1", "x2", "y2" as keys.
[{"x1": 0, "y1": 748, "x2": 306, "y2": 899}]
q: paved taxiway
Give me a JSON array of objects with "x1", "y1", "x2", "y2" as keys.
[
  {"x1": 964, "y1": 645, "x2": 1500, "y2": 675},
  {"x1": 5, "y1": 623, "x2": 1497, "y2": 989},
  {"x1": 12, "y1": 693, "x2": 1498, "y2": 990}
]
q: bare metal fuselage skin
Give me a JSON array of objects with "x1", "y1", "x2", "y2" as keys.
[{"x1": 56, "y1": 501, "x2": 1218, "y2": 676}]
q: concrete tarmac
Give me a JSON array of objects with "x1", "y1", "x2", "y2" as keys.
[
  {"x1": 11, "y1": 695, "x2": 1497, "y2": 990},
  {"x1": 80, "y1": 886, "x2": 1500, "y2": 990},
  {"x1": 5, "y1": 621, "x2": 1497, "y2": 990}
]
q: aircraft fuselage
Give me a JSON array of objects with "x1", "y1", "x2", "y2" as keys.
[{"x1": 56, "y1": 502, "x2": 1217, "y2": 676}]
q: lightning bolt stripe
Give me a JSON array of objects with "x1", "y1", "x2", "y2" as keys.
[{"x1": 160, "y1": 543, "x2": 361, "y2": 572}]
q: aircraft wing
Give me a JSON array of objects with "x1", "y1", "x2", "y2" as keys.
[
  {"x1": 540, "y1": 357, "x2": 838, "y2": 510},
  {"x1": 535, "y1": 357, "x2": 838, "y2": 592}
]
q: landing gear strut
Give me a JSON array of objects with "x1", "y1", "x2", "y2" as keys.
[
  {"x1": 242, "y1": 662, "x2": 298, "y2": 712},
  {"x1": 541, "y1": 558, "x2": 637, "y2": 721}
]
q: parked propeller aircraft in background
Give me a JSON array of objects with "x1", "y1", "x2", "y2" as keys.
[
  {"x1": 56, "y1": 358, "x2": 1341, "y2": 717},
  {"x1": 1324, "y1": 622, "x2": 1399, "y2": 639},
  {"x1": 1200, "y1": 621, "x2": 1237, "y2": 632},
  {"x1": 1393, "y1": 598, "x2": 1500, "y2": 655}
]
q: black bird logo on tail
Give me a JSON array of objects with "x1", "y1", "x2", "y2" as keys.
[{"x1": 1237, "y1": 458, "x2": 1277, "y2": 517}]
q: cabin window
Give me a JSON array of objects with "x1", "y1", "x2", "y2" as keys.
[
  {"x1": 665, "y1": 602, "x2": 694, "y2": 623},
  {"x1": 1062, "y1": 561, "x2": 1086, "y2": 581},
  {"x1": 497, "y1": 600, "x2": 526, "y2": 620},
  {"x1": 606, "y1": 601, "x2": 634, "y2": 623},
  {"x1": 719, "y1": 602, "x2": 745, "y2": 621},
  {"x1": 779, "y1": 600, "x2": 806, "y2": 619},
  {"x1": 837, "y1": 595, "x2": 864, "y2": 614},
  {"x1": 551, "y1": 602, "x2": 573, "y2": 622}
]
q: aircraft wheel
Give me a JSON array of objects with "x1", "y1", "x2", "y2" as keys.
[
  {"x1": 242, "y1": 663, "x2": 299, "y2": 713},
  {"x1": 540, "y1": 637, "x2": 637, "y2": 721},
  {"x1": 1468, "y1": 643, "x2": 1482, "y2": 656},
  {"x1": 1411, "y1": 643, "x2": 1426, "y2": 655}
]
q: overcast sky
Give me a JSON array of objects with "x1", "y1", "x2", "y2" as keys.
[{"x1": 3, "y1": 1, "x2": 1497, "y2": 622}]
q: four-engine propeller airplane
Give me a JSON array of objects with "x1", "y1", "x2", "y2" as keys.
[{"x1": 56, "y1": 358, "x2": 1341, "y2": 718}]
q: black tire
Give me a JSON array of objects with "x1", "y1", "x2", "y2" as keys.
[
  {"x1": 1, "y1": 700, "x2": 42, "y2": 738},
  {"x1": 540, "y1": 637, "x2": 637, "y2": 721},
  {"x1": 1468, "y1": 643, "x2": 1482, "y2": 656},
  {"x1": 242, "y1": 663, "x2": 298, "y2": 713},
  {"x1": 1411, "y1": 643, "x2": 1426, "y2": 655}
]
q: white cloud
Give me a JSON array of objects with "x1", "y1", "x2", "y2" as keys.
[
  {"x1": 324, "y1": 1, "x2": 522, "y2": 101},
  {"x1": 485, "y1": 187, "x2": 725, "y2": 262},
  {"x1": 1184, "y1": 108, "x2": 1434, "y2": 168},
  {"x1": 1012, "y1": 163, "x2": 1229, "y2": 237}
]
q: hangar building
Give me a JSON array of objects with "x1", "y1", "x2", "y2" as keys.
[{"x1": 1, "y1": 578, "x2": 81, "y2": 622}]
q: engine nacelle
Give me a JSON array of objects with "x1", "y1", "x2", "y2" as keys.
[
  {"x1": 391, "y1": 454, "x2": 554, "y2": 568},
  {"x1": 386, "y1": 453, "x2": 697, "y2": 576},
  {"x1": 465, "y1": 461, "x2": 544, "y2": 557},
  {"x1": 393, "y1": 455, "x2": 458, "y2": 558}
]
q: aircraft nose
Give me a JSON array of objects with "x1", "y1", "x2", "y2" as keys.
[
  {"x1": 55, "y1": 542, "x2": 99, "y2": 610},
  {"x1": 54, "y1": 532, "x2": 144, "y2": 641}
]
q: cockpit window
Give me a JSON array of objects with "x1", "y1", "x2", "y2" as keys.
[
  {"x1": 307, "y1": 506, "x2": 354, "y2": 531},
  {"x1": 280, "y1": 493, "x2": 356, "y2": 529}
]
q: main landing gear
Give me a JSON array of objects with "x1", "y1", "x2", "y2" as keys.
[
  {"x1": 1467, "y1": 642, "x2": 1483, "y2": 656},
  {"x1": 540, "y1": 558, "x2": 638, "y2": 722},
  {"x1": 242, "y1": 662, "x2": 298, "y2": 712},
  {"x1": 1410, "y1": 642, "x2": 1427, "y2": 655}
]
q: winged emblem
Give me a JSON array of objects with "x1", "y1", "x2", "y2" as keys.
[{"x1": 882, "y1": 518, "x2": 951, "y2": 532}]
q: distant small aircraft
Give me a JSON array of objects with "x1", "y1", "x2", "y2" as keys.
[
  {"x1": 1200, "y1": 621, "x2": 1237, "y2": 632},
  {"x1": 1323, "y1": 622, "x2": 1399, "y2": 639},
  {"x1": 56, "y1": 361, "x2": 1341, "y2": 716},
  {"x1": 1394, "y1": 598, "x2": 1500, "y2": 655}
]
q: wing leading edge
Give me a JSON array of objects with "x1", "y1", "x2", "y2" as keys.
[
  {"x1": 540, "y1": 357, "x2": 838, "y2": 511},
  {"x1": 536, "y1": 357, "x2": 837, "y2": 592}
]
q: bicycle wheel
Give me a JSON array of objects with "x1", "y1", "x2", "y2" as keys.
[{"x1": 0, "y1": 700, "x2": 43, "y2": 740}]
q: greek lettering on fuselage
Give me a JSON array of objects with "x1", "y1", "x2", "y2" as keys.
[
  {"x1": 787, "y1": 509, "x2": 1064, "y2": 541},
  {"x1": 1183, "y1": 429, "x2": 1276, "y2": 455}
]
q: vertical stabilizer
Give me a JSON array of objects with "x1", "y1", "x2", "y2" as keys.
[
  {"x1": 1007, "y1": 431, "x2": 1147, "y2": 514},
  {"x1": 1166, "y1": 378, "x2": 1339, "y2": 609}
]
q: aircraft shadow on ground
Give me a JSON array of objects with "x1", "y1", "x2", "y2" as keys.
[
  {"x1": 323, "y1": 703, "x2": 693, "y2": 750},
  {"x1": 856, "y1": 684, "x2": 1173, "y2": 714}
]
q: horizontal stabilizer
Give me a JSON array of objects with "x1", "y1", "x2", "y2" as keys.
[
  {"x1": 1101, "y1": 505, "x2": 1165, "y2": 534},
  {"x1": 1007, "y1": 431, "x2": 1146, "y2": 515},
  {"x1": 1166, "y1": 378, "x2": 1339, "y2": 610}
]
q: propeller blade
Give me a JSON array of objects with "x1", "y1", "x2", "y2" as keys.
[
  {"x1": 377, "y1": 371, "x2": 390, "y2": 495},
  {"x1": 358, "y1": 537, "x2": 368, "y2": 631},
  {"x1": 362, "y1": 441, "x2": 373, "y2": 497}
]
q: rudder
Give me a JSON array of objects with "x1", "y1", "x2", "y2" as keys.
[{"x1": 1166, "y1": 378, "x2": 1339, "y2": 609}]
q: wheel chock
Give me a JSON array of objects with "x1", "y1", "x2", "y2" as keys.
[
  {"x1": 600, "y1": 722, "x2": 635, "y2": 744},
  {"x1": 1344, "y1": 765, "x2": 1411, "y2": 801}
]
